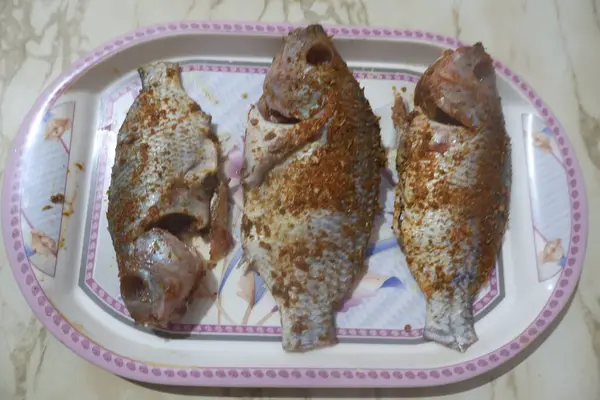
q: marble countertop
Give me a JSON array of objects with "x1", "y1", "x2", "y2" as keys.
[{"x1": 1, "y1": 0, "x2": 599, "y2": 399}]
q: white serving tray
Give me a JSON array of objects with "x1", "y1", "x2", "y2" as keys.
[{"x1": 2, "y1": 21, "x2": 587, "y2": 388}]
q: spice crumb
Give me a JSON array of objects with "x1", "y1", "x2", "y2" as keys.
[
  {"x1": 264, "y1": 131, "x2": 276, "y2": 141},
  {"x1": 241, "y1": 92, "x2": 248, "y2": 99},
  {"x1": 404, "y1": 324, "x2": 412, "y2": 332},
  {"x1": 75, "y1": 162, "x2": 84, "y2": 171},
  {"x1": 42, "y1": 205, "x2": 52, "y2": 211},
  {"x1": 50, "y1": 194, "x2": 65, "y2": 204}
]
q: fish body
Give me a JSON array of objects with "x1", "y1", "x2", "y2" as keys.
[
  {"x1": 393, "y1": 44, "x2": 511, "y2": 352},
  {"x1": 106, "y1": 61, "x2": 230, "y2": 329},
  {"x1": 242, "y1": 25, "x2": 385, "y2": 352}
]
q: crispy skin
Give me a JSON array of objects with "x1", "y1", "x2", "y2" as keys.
[
  {"x1": 393, "y1": 44, "x2": 511, "y2": 352},
  {"x1": 107, "y1": 62, "x2": 230, "y2": 329},
  {"x1": 242, "y1": 25, "x2": 385, "y2": 352}
]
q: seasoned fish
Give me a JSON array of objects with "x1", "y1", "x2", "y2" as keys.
[
  {"x1": 392, "y1": 44, "x2": 511, "y2": 352},
  {"x1": 241, "y1": 25, "x2": 385, "y2": 352},
  {"x1": 106, "y1": 61, "x2": 231, "y2": 329}
]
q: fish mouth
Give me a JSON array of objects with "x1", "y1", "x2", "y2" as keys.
[
  {"x1": 304, "y1": 42, "x2": 333, "y2": 66},
  {"x1": 120, "y1": 217, "x2": 204, "y2": 328},
  {"x1": 120, "y1": 268, "x2": 170, "y2": 328}
]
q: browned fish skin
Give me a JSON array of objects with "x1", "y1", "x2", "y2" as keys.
[
  {"x1": 107, "y1": 61, "x2": 229, "y2": 329},
  {"x1": 242, "y1": 25, "x2": 385, "y2": 352},
  {"x1": 393, "y1": 44, "x2": 511, "y2": 352}
]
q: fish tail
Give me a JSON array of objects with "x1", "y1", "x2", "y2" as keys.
[
  {"x1": 424, "y1": 289, "x2": 478, "y2": 353},
  {"x1": 279, "y1": 305, "x2": 337, "y2": 352},
  {"x1": 138, "y1": 61, "x2": 182, "y2": 89}
]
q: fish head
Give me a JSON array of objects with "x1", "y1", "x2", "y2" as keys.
[
  {"x1": 118, "y1": 228, "x2": 204, "y2": 328},
  {"x1": 261, "y1": 24, "x2": 342, "y2": 122},
  {"x1": 415, "y1": 43, "x2": 502, "y2": 128}
]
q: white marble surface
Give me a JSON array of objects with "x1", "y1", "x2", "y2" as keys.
[{"x1": 1, "y1": 0, "x2": 599, "y2": 399}]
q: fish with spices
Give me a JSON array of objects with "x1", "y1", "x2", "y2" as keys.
[
  {"x1": 242, "y1": 25, "x2": 385, "y2": 352},
  {"x1": 106, "y1": 61, "x2": 231, "y2": 329},
  {"x1": 392, "y1": 43, "x2": 511, "y2": 352}
]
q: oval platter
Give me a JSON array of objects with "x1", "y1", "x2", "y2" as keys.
[{"x1": 2, "y1": 21, "x2": 588, "y2": 388}]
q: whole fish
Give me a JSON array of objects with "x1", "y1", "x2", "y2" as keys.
[
  {"x1": 106, "y1": 61, "x2": 231, "y2": 329},
  {"x1": 392, "y1": 43, "x2": 511, "y2": 352},
  {"x1": 242, "y1": 25, "x2": 385, "y2": 352}
]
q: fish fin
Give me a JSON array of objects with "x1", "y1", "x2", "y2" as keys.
[
  {"x1": 183, "y1": 134, "x2": 219, "y2": 190},
  {"x1": 424, "y1": 290, "x2": 478, "y2": 352},
  {"x1": 392, "y1": 184, "x2": 404, "y2": 244},
  {"x1": 392, "y1": 94, "x2": 410, "y2": 170},
  {"x1": 239, "y1": 255, "x2": 254, "y2": 275},
  {"x1": 242, "y1": 104, "x2": 328, "y2": 188},
  {"x1": 392, "y1": 94, "x2": 410, "y2": 140},
  {"x1": 208, "y1": 181, "x2": 233, "y2": 266},
  {"x1": 279, "y1": 305, "x2": 338, "y2": 353},
  {"x1": 392, "y1": 94, "x2": 409, "y2": 246}
]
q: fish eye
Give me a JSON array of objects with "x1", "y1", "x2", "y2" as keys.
[{"x1": 306, "y1": 43, "x2": 332, "y2": 65}]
